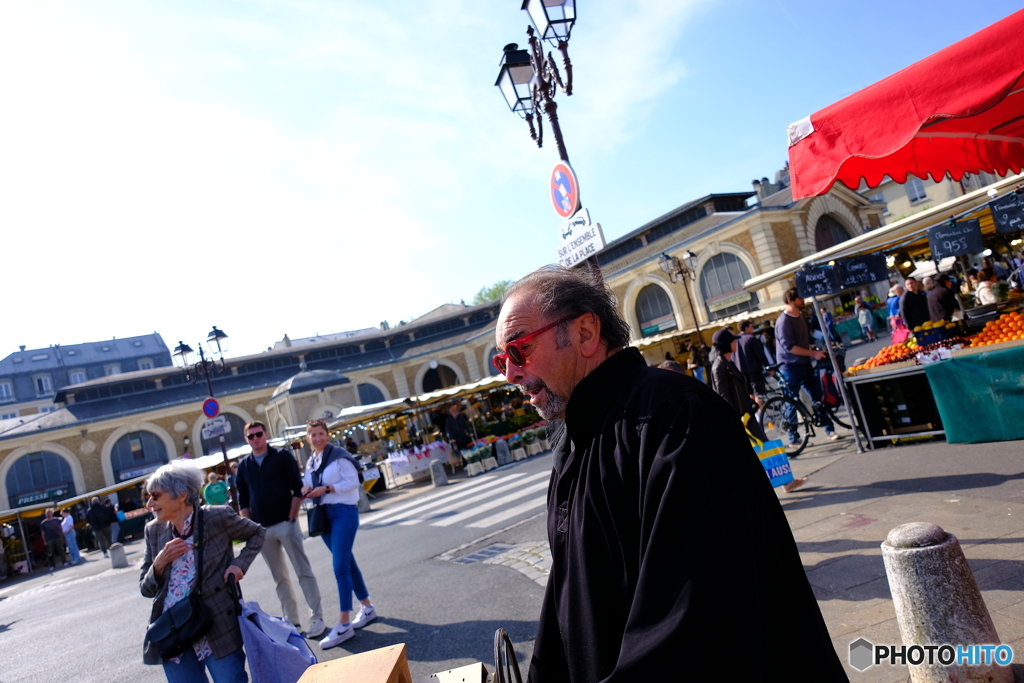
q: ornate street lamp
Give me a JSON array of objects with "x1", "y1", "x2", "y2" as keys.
[
  {"x1": 496, "y1": 1, "x2": 576, "y2": 161},
  {"x1": 174, "y1": 327, "x2": 237, "y2": 511},
  {"x1": 659, "y1": 252, "x2": 711, "y2": 381}
]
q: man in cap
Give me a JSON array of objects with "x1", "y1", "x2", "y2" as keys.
[{"x1": 494, "y1": 265, "x2": 846, "y2": 682}]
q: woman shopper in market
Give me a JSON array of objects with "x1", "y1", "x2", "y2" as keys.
[
  {"x1": 140, "y1": 459, "x2": 265, "y2": 682},
  {"x1": 301, "y1": 418, "x2": 376, "y2": 649},
  {"x1": 711, "y1": 329, "x2": 807, "y2": 493},
  {"x1": 201, "y1": 472, "x2": 229, "y2": 506},
  {"x1": 975, "y1": 267, "x2": 1001, "y2": 305},
  {"x1": 856, "y1": 302, "x2": 877, "y2": 342}
]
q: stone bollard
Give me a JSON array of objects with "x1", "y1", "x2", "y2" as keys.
[
  {"x1": 109, "y1": 542, "x2": 129, "y2": 569},
  {"x1": 881, "y1": 522, "x2": 1012, "y2": 683},
  {"x1": 430, "y1": 459, "x2": 449, "y2": 487},
  {"x1": 357, "y1": 484, "x2": 372, "y2": 512}
]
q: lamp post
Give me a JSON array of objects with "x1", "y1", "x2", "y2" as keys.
[
  {"x1": 173, "y1": 326, "x2": 238, "y2": 512},
  {"x1": 496, "y1": 1, "x2": 605, "y2": 283},
  {"x1": 659, "y1": 251, "x2": 712, "y2": 382}
]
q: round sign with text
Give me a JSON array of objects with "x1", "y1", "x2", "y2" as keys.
[
  {"x1": 202, "y1": 398, "x2": 220, "y2": 418},
  {"x1": 550, "y1": 161, "x2": 580, "y2": 219}
]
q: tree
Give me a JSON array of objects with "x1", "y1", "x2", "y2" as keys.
[{"x1": 472, "y1": 280, "x2": 513, "y2": 305}]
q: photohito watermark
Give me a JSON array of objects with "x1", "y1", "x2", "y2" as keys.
[{"x1": 849, "y1": 638, "x2": 1014, "y2": 671}]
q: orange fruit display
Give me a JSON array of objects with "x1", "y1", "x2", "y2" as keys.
[{"x1": 969, "y1": 311, "x2": 1024, "y2": 348}]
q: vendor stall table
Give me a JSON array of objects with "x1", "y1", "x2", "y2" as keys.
[
  {"x1": 847, "y1": 364, "x2": 945, "y2": 449},
  {"x1": 922, "y1": 344, "x2": 1024, "y2": 444}
]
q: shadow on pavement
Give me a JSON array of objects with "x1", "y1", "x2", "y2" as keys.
[{"x1": 322, "y1": 617, "x2": 535, "y2": 668}]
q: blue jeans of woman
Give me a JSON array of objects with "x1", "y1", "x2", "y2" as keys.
[
  {"x1": 65, "y1": 529, "x2": 81, "y2": 563},
  {"x1": 161, "y1": 646, "x2": 247, "y2": 683},
  {"x1": 321, "y1": 503, "x2": 369, "y2": 612},
  {"x1": 779, "y1": 362, "x2": 833, "y2": 443}
]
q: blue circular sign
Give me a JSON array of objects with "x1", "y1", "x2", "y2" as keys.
[{"x1": 202, "y1": 398, "x2": 220, "y2": 418}]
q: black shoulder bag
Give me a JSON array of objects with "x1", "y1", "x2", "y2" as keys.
[
  {"x1": 306, "y1": 450, "x2": 333, "y2": 537},
  {"x1": 147, "y1": 507, "x2": 213, "y2": 660}
]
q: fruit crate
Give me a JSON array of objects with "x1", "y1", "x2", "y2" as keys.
[{"x1": 913, "y1": 327, "x2": 948, "y2": 346}]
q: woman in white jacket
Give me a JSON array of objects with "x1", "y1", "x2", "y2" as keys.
[
  {"x1": 301, "y1": 419, "x2": 376, "y2": 650},
  {"x1": 975, "y1": 267, "x2": 1000, "y2": 305}
]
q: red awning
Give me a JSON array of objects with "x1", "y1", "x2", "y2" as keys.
[{"x1": 788, "y1": 10, "x2": 1024, "y2": 200}]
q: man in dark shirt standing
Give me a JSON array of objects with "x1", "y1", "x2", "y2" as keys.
[
  {"x1": 444, "y1": 404, "x2": 473, "y2": 452},
  {"x1": 494, "y1": 266, "x2": 847, "y2": 682},
  {"x1": 237, "y1": 421, "x2": 327, "y2": 639},
  {"x1": 927, "y1": 274, "x2": 960, "y2": 322},
  {"x1": 776, "y1": 288, "x2": 841, "y2": 448},
  {"x1": 40, "y1": 508, "x2": 68, "y2": 571},
  {"x1": 733, "y1": 319, "x2": 771, "y2": 406},
  {"x1": 899, "y1": 277, "x2": 930, "y2": 330},
  {"x1": 86, "y1": 496, "x2": 115, "y2": 557}
]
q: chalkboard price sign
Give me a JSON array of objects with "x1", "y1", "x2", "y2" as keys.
[
  {"x1": 836, "y1": 253, "x2": 889, "y2": 289},
  {"x1": 991, "y1": 194, "x2": 1024, "y2": 234},
  {"x1": 795, "y1": 266, "x2": 840, "y2": 298},
  {"x1": 928, "y1": 218, "x2": 983, "y2": 258}
]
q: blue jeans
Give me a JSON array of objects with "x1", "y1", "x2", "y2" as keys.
[
  {"x1": 780, "y1": 362, "x2": 833, "y2": 442},
  {"x1": 162, "y1": 646, "x2": 247, "y2": 683},
  {"x1": 321, "y1": 503, "x2": 369, "y2": 612},
  {"x1": 65, "y1": 529, "x2": 81, "y2": 563}
]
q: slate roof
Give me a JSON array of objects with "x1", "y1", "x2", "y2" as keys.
[{"x1": 0, "y1": 333, "x2": 170, "y2": 374}]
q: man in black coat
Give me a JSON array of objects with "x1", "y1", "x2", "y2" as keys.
[
  {"x1": 927, "y1": 274, "x2": 960, "y2": 322},
  {"x1": 899, "y1": 277, "x2": 930, "y2": 330},
  {"x1": 86, "y1": 496, "x2": 116, "y2": 557},
  {"x1": 495, "y1": 265, "x2": 847, "y2": 682}
]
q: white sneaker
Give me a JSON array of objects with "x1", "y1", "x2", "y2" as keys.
[
  {"x1": 319, "y1": 622, "x2": 353, "y2": 649},
  {"x1": 304, "y1": 617, "x2": 328, "y2": 640},
  {"x1": 826, "y1": 431, "x2": 843, "y2": 441},
  {"x1": 351, "y1": 604, "x2": 377, "y2": 629}
]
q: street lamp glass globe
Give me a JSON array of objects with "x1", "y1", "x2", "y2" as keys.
[
  {"x1": 495, "y1": 44, "x2": 535, "y2": 117},
  {"x1": 522, "y1": 0, "x2": 576, "y2": 46},
  {"x1": 684, "y1": 250, "x2": 698, "y2": 271},
  {"x1": 207, "y1": 326, "x2": 229, "y2": 354},
  {"x1": 173, "y1": 341, "x2": 194, "y2": 366},
  {"x1": 658, "y1": 253, "x2": 675, "y2": 274}
]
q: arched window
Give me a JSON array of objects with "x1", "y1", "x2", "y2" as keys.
[
  {"x1": 6, "y1": 451, "x2": 76, "y2": 509},
  {"x1": 634, "y1": 285, "x2": 677, "y2": 337},
  {"x1": 358, "y1": 383, "x2": 385, "y2": 405},
  {"x1": 200, "y1": 412, "x2": 248, "y2": 455},
  {"x1": 815, "y1": 214, "x2": 853, "y2": 251},
  {"x1": 699, "y1": 253, "x2": 758, "y2": 321},
  {"x1": 422, "y1": 365, "x2": 458, "y2": 393},
  {"x1": 110, "y1": 431, "x2": 169, "y2": 482}
]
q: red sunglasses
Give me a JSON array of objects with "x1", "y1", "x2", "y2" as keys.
[{"x1": 493, "y1": 315, "x2": 578, "y2": 375}]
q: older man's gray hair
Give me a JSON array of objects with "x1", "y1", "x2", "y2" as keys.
[{"x1": 146, "y1": 460, "x2": 205, "y2": 507}]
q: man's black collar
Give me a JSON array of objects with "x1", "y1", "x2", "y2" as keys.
[{"x1": 563, "y1": 347, "x2": 646, "y2": 441}]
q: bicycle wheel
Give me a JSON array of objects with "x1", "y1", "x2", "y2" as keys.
[{"x1": 760, "y1": 396, "x2": 809, "y2": 457}]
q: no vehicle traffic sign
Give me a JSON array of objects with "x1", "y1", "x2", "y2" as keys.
[
  {"x1": 550, "y1": 161, "x2": 580, "y2": 219},
  {"x1": 202, "y1": 397, "x2": 220, "y2": 418}
]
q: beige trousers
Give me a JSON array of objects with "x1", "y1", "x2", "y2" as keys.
[{"x1": 260, "y1": 520, "x2": 323, "y2": 626}]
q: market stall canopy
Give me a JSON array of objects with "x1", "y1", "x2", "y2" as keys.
[
  {"x1": 634, "y1": 303, "x2": 786, "y2": 349},
  {"x1": 744, "y1": 173, "x2": 1023, "y2": 293},
  {"x1": 788, "y1": 9, "x2": 1024, "y2": 200}
]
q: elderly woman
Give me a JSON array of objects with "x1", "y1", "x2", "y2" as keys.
[
  {"x1": 140, "y1": 460, "x2": 265, "y2": 682},
  {"x1": 301, "y1": 419, "x2": 376, "y2": 649}
]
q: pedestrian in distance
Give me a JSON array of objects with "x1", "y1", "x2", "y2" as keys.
[
  {"x1": 776, "y1": 288, "x2": 842, "y2": 448},
  {"x1": 899, "y1": 277, "x2": 930, "y2": 330},
  {"x1": 236, "y1": 421, "x2": 328, "y2": 641},
  {"x1": 40, "y1": 508, "x2": 68, "y2": 571},
  {"x1": 61, "y1": 507, "x2": 82, "y2": 564},
  {"x1": 201, "y1": 472, "x2": 229, "y2": 506},
  {"x1": 856, "y1": 302, "x2": 877, "y2": 342},
  {"x1": 106, "y1": 499, "x2": 122, "y2": 545},
  {"x1": 140, "y1": 460, "x2": 265, "y2": 682},
  {"x1": 733, "y1": 319, "x2": 771, "y2": 407},
  {"x1": 493, "y1": 265, "x2": 847, "y2": 682},
  {"x1": 444, "y1": 404, "x2": 473, "y2": 466},
  {"x1": 301, "y1": 418, "x2": 377, "y2": 650},
  {"x1": 927, "y1": 274, "x2": 960, "y2": 323},
  {"x1": 86, "y1": 496, "x2": 116, "y2": 557}
]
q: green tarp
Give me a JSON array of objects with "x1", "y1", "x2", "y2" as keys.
[{"x1": 923, "y1": 345, "x2": 1024, "y2": 444}]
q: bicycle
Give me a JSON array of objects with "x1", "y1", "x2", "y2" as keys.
[{"x1": 758, "y1": 358, "x2": 860, "y2": 457}]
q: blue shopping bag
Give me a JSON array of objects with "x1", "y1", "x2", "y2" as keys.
[
  {"x1": 753, "y1": 439, "x2": 795, "y2": 488},
  {"x1": 228, "y1": 578, "x2": 316, "y2": 683}
]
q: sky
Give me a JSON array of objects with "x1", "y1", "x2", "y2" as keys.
[{"x1": 2, "y1": 1, "x2": 1021, "y2": 360}]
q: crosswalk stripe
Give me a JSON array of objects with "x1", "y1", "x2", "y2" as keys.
[
  {"x1": 466, "y1": 495, "x2": 547, "y2": 528},
  {"x1": 361, "y1": 472, "x2": 520, "y2": 526},
  {"x1": 430, "y1": 480, "x2": 550, "y2": 527},
  {"x1": 395, "y1": 471, "x2": 550, "y2": 526}
]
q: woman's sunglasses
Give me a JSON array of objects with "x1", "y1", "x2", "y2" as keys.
[{"x1": 492, "y1": 315, "x2": 578, "y2": 375}]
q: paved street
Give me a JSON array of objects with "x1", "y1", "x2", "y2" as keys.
[{"x1": 2, "y1": 428, "x2": 1023, "y2": 682}]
